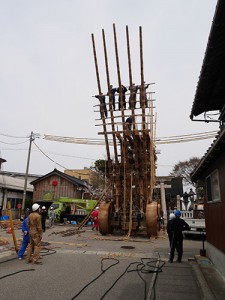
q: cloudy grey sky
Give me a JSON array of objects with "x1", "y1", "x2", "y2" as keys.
[{"x1": 0, "y1": 0, "x2": 219, "y2": 177}]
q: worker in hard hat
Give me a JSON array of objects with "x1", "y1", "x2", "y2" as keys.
[
  {"x1": 18, "y1": 216, "x2": 30, "y2": 260},
  {"x1": 91, "y1": 206, "x2": 99, "y2": 231},
  {"x1": 26, "y1": 203, "x2": 43, "y2": 265},
  {"x1": 49, "y1": 206, "x2": 55, "y2": 228},
  {"x1": 167, "y1": 213, "x2": 176, "y2": 247},
  {"x1": 41, "y1": 206, "x2": 48, "y2": 232},
  {"x1": 168, "y1": 210, "x2": 190, "y2": 263}
]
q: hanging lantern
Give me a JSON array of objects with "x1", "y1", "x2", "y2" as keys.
[{"x1": 52, "y1": 180, "x2": 58, "y2": 187}]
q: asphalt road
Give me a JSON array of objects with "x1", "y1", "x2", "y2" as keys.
[{"x1": 0, "y1": 224, "x2": 203, "y2": 300}]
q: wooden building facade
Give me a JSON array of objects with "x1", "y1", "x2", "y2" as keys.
[
  {"x1": 30, "y1": 169, "x2": 88, "y2": 208},
  {"x1": 190, "y1": 0, "x2": 225, "y2": 277}
]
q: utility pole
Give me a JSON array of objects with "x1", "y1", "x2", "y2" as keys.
[
  {"x1": 160, "y1": 181, "x2": 167, "y2": 225},
  {"x1": 22, "y1": 131, "x2": 35, "y2": 210}
]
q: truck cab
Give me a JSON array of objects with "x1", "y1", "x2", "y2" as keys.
[
  {"x1": 49, "y1": 198, "x2": 97, "y2": 224},
  {"x1": 48, "y1": 202, "x2": 66, "y2": 221}
]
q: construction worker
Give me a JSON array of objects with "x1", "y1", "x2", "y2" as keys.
[
  {"x1": 138, "y1": 82, "x2": 149, "y2": 108},
  {"x1": 24, "y1": 207, "x2": 30, "y2": 219},
  {"x1": 182, "y1": 192, "x2": 189, "y2": 210},
  {"x1": 107, "y1": 85, "x2": 117, "y2": 110},
  {"x1": 95, "y1": 94, "x2": 107, "y2": 118},
  {"x1": 129, "y1": 83, "x2": 138, "y2": 109},
  {"x1": 91, "y1": 206, "x2": 99, "y2": 231},
  {"x1": 167, "y1": 213, "x2": 176, "y2": 248},
  {"x1": 117, "y1": 85, "x2": 127, "y2": 110},
  {"x1": 18, "y1": 216, "x2": 30, "y2": 260},
  {"x1": 26, "y1": 203, "x2": 43, "y2": 265},
  {"x1": 125, "y1": 116, "x2": 132, "y2": 131},
  {"x1": 189, "y1": 188, "x2": 195, "y2": 210},
  {"x1": 49, "y1": 206, "x2": 55, "y2": 227},
  {"x1": 41, "y1": 206, "x2": 48, "y2": 232},
  {"x1": 168, "y1": 210, "x2": 190, "y2": 263}
]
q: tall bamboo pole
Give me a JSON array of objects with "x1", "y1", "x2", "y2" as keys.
[
  {"x1": 127, "y1": 172, "x2": 133, "y2": 237},
  {"x1": 91, "y1": 33, "x2": 111, "y2": 162},
  {"x1": 113, "y1": 23, "x2": 128, "y2": 228},
  {"x1": 102, "y1": 29, "x2": 120, "y2": 211},
  {"x1": 102, "y1": 29, "x2": 118, "y2": 163},
  {"x1": 139, "y1": 26, "x2": 147, "y2": 210},
  {"x1": 126, "y1": 25, "x2": 138, "y2": 228}
]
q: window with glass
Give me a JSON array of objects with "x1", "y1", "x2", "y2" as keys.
[
  {"x1": 7, "y1": 198, "x2": 22, "y2": 209},
  {"x1": 206, "y1": 169, "x2": 221, "y2": 202}
]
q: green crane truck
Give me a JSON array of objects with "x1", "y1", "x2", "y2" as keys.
[{"x1": 49, "y1": 197, "x2": 97, "y2": 224}]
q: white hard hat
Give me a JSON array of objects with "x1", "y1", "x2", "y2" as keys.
[
  {"x1": 32, "y1": 203, "x2": 40, "y2": 212},
  {"x1": 42, "y1": 206, "x2": 46, "y2": 209},
  {"x1": 169, "y1": 213, "x2": 175, "y2": 220},
  {"x1": 96, "y1": 206, "x2": 99, "y2": 210},
  {"x1": 50, "y1": 206, "x2": 54, "y2": 210}
]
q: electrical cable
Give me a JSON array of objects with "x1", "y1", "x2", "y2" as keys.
[
  {"x1": 43, "y1": 130, "x2": 217, "y2": 146},
  {"x1": 0, "y1": 133, "x2": 29, "y2": 139},
  {"x1": 33, "y1": 141, "x2": 97, "y2": 173},
  {"x1": 70, "y1": 257, "x2": 165, "y2": 300},
  {"x1": 0, "y1": 148, "x2": 96, "y2": 162},
  {"x1": 33, "y1": 141, "x2": 68, "y2": 170},
  {"x1": 0, "y1": 139, "x2": 30, "y2": 145},
  {"x1": 0, "y1": 257, "x2": 18, "y2": 264},
  {"x1": 71, "y1": 258, "x2": 119, "y2": 300},
  {"x1": 0, "y1": 269, "x2": 35, "y2": 280},
  {"x1": 40, "y1": 248, "x2": 57, "y2": 256},
  {"x1": 0, "y1": 249, "x2": 56, "y2": 280},
  {"x1": 101, "y1": 257, "x2": 165, "y2": 300}
]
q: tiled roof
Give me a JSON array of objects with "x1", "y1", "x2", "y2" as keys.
[
  {"x1": 190, "y1": 0, "x2": 225, "y2": 119},
  {"x1": 0, "y1": 174, "x2": 33, "y2": 192},
  {"x1": 30, "y1": 168, "x2": 87, "y2": 188}
]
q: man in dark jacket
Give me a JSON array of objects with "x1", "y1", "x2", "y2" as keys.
[
  {"x1": 95, "y1": 94, "x2": 107, "y2": 118},
  {"x1": 41, "y1": 206, "x2": 48, "y2": 232},
  {"x1": 107, "y1": 85, "x2": 117, "y2": 110},
  {"x1": 117, "y1": 85, "x2": 127, "y2": 110},
  {"x1": 168, "y1": 210, "x2": 190, "y2": 263}
]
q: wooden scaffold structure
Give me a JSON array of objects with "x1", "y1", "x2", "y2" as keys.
[{"x1": 92, "y1": 24, "x2": 159, "y2": 237}]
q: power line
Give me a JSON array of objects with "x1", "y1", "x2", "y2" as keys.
[
  {"x1": 0, "y1": 133, "x2": 29, "y2": 139},
  {"x1": 33, "y1": 141, "x2": 69, "y2": 170},
  {"x1": 0, "y1": 130, "x2": 217, "y2": 146},
  {"x1": 0, "y1": 148, "x2": 95, "y2": 160},
  {"x1": 0, "y1": 139, "x2": 30, "y2": 145},
  {"x1": 43, "y1": 130, "x2": 217, "y2": 145}
]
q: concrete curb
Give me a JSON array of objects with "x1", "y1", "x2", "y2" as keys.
[
  {"x1": 194, "y1": 255, "x2": 225, "y2": 300},
  {"x1": 191, "y1": 257, "x2": 215, "y2": 300}
]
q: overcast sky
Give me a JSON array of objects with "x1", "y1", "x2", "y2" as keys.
[{"x1": 0, "y1": 0, "x2": 219, "y2": 180}]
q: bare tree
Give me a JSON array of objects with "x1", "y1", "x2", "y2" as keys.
[
  {"x1": 89, "y1": 171, "x2": 105, "y2": 191},
  {"x1": 89, "y1": 159, "x2": 107, "y2": 198},
  {"x1": 170, "y1": 157, "x2": 201, "y2": 186}
]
